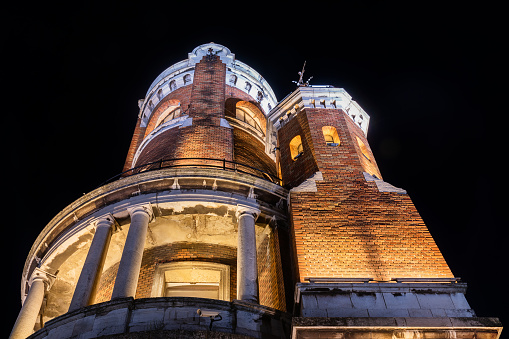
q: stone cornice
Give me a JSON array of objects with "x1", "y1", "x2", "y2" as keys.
[
  {"x1": 22, "y1": 168, "x2": 289, "y2": 300},
  {"x1": 268, "y1": 86, "x2": 370, "y2": 135}
]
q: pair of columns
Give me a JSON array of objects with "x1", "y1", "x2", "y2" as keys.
[{"x1": 69, "y1": 205, "x2": 153, "y2": 311}]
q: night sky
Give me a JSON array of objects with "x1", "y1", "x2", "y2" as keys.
[{"x1": 3, "y1": 2, "x2": 506, "y2": 337}]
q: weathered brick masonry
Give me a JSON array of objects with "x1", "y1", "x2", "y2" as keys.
[
  {"x1": 95, "y1": 241, "x2": 286, "y2": 311},
  {"x1": 280, "y1": 108, "x2": 453, "y2": 281}
]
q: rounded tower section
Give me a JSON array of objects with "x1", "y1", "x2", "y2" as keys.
[
  {"x1": 12, "y1": 44, "x2": 291, "y2": 339},
  {"x1": 124, "y1": 43, "x2": 278, "y2": 181}
]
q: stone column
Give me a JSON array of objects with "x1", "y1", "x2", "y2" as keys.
[
  {"x1": 10, "y1": 268, "x2": 56, "y2": 339},
  {"x1": 68, "y1": 215, "x2": 116, "y2": 311},
  {"x1": 236, "y1": 206, "x2": 260, "y2": 302},
  {"x1": 111, "y1": 205, "x2": 152, "y2": 299}
]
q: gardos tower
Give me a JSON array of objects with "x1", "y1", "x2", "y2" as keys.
[{"x1": 10, "y1": 43, "x2": 501, "y2": 339}]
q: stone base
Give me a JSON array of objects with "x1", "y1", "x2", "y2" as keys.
[{"x1": 28, "y1": 297, "x2": 291, "y2": 339}]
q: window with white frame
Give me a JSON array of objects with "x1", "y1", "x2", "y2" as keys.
[{"x1": 151, "y1": 262, "x2": 230, "y2": 300}]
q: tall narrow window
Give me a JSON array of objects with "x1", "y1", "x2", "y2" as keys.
[
  {"x1": 322, "y1": 126, "x2": 340, "y2": 146},
  {"x1": 289, "y1": 135, "x2": 304, "y2": 160}
]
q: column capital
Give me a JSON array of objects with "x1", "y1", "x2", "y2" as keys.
[
  {"x1": 236, "y1": 205, "x2": 260, "y2": 220},
  {"x1": 127, "y1": 204, "x2": 154, "y2": 221},
  {"x1": 93, "y1": 214, "x2": 119, "y2": 231},
  {"x1": 29, "y1": 268, "x2": 57, "y2": 292}
]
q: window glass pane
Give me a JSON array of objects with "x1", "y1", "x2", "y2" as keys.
[
  {"x1": 245, "y1": 115, "x2": 255, "y2": 127},
  {"x1": 166, "y1": 284, "x2": 219, "y2": 299},
  {"x1": 236, "y1": 108, "x2": 244, "y2": 121}
]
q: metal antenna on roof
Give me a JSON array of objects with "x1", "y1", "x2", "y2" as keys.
[{"x1": 292, "y1": 61, "x2": 313, "y2": 87}]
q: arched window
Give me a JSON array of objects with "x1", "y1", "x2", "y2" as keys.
[
  {"x1": 236, "y1": 107, "x2": 264, "y2": 135},
  {"x1": 157, "y1": 89, "x2": 163, "y2": 100},
  {"x1": 322, "y1": 126, "x2": 340, "y2": 146},
  {"x1": 290, "y1": 135, "x2": 304, "y2": 161},
  {"x1": 183, "y1": 74, "x2": 192, "y2": 85},
  {"x1": 356, "y1": 136, "x2": 371, "y2": 161},
  {"x1": 155, "y1": 103, "x2": 181, "y2": 128},
  {"x1": 169, "y1": 80, "x2": 177, "y2": 91}
]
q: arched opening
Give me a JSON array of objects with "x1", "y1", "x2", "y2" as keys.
[
  {"x1": 236, "y1": 108, "x2": 264, "y2": 135},
  {"x1": 322, "y1": 126, "x2": 340, "y2": 146},
  {"x1": 290, "y1": 135, "x2": 303, "y2": 161},
  {"x1": 155, "y1": 103, "x2": 182, "y2": 128}
]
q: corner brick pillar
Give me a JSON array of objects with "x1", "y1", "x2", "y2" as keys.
[
  {"x1": 69, "y1": 215, "x2": 116, "y2": 311},
  {"x1": 10, "y1": 268, "x2": 56, "y2": 339},
  {"x1": 173, "y1": 54, "x2": 233, "y2": 162},
  {"x1": 111, "y1": 205, "x2": 153, "y2": 299},
  {"x1": 236, "y1": 206, "x2": 261, "y2": 302}
]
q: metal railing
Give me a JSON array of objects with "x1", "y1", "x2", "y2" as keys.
[{"x1": 97, "y1": 157, "x2": 281, "y2": 188}]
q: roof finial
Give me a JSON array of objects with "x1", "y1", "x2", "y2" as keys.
[{"x1": 292, "y1": 61, "x2": 313, "y2": 87}]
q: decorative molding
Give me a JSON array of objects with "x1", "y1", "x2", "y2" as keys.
[
  {"x1": 269, "y1": 86, "x2": 370, "y2": 136},
  {"x1": 29, "y1": 268, "x2": 57, "y2": 292},
  {"x1": 126, "y1": 203, "x2": 154, "y2": 222},
  {"x1": 236, "y1": 205, "x2": 261, "y2": 220}
]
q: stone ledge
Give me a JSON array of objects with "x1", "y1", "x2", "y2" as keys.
[
  {"x1": 29, "y1": 297, "x2": 291, "y2": 339},
  {"x1": 292, "y1": 317, "x2": 503, "y2": 339}
]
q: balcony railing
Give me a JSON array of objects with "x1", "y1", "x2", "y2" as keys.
[{"x1": 98, "y1": 157, "x2": 281, "y2": 188}]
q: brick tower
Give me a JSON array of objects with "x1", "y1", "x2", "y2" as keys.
[{"x1": 10, "y1": 43, "x2": 501, "y2": 339}]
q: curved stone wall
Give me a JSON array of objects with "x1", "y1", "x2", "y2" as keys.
[{"x1": 29, "y1": 297, "x2": 291, "y2": 339}]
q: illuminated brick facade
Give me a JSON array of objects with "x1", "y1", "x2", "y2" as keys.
[
  {"x1": 278, "y1": 107, "x2": 452, "y2": 281},
  {"x1": 10, "y1": 43, "x2": 501, "y2": 339}
]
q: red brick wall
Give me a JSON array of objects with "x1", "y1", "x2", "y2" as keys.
[
  {"x1": 225, "y1": 86, "x2": 266, "y2": 115},
  {"x1": 122, "y1": 118, "x2": 146, "y2": 174},
  {"x1": 233, "y1": 128, "x2": 276, "y2": 179},
  {"x1": 95, "y1": 242, "x2": 237, "y2": 303},
  {"x1": 95, "y1": 240, "x2": 287, "y2": 311},
  {"x1": 280, "y1": 109, "x2": 453, "y2": 281},
  {"x1": 124, "y1": 61, "x2": 271, "y2": 173},
  {"x1": 132, "y1": 56, "x2": 233, "y2": 168},
  {"x1": 257, "y1": 228, "x2": 286, "y2": 311},
  {"x1": 277, "y1": 112, "x2": 319, "y2": 187}
]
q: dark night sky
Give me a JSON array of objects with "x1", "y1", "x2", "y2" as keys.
[{"x1": 3, "y1": 2, "x2": 506, "y2": 337}]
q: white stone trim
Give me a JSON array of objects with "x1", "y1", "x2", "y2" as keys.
[
  {"x1": 141, "y1": 43, "x2": 277, "y2": 124},
  {"x1": 269, "y1": 86, "x2": 370, "y2": 136},
  {"x1": 131, "y1": 115, "x2": 191, "y2": 167},
  {"x1": 363, "y1": 172, "x2": 407, "y2": 194}
]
